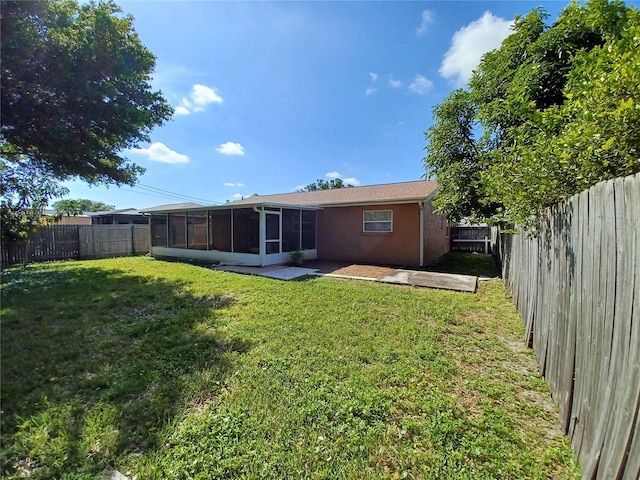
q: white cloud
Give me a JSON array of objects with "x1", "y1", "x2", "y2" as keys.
[
  {"x1": 388, "y1": 75, "x2": 402, "y2": 88},
  {"x1": 216, "y1": 142, "x2": 245, "y2": 156},
  {"x1": 174, "y1": 106, "x2": 191, "y2": 116},
  {"x1": 325, "y1": 171, "x2": 341, "y2": 179},
  {"x1": 369, "y1": 72, "x2": 378, "y2": 82},
  {"x1": 416, "y1": 10, "x2": 434, "y2": 36},
  {"x1": 408, "y1": 74, "x2": 433, "y2": 95},
  {"x1": 224, "y1": 182, "x2": 245, "y2": 187},
  {"x1": 230, "y1": 193, "x2": 243, "y2": 199},
  {"x1": 365, "y1": 87, "x2": 378, "y2": 96},
  {"x1": 343, "y1": 177, "x2": 360, "y2": 186},
  {"x1": 440, "y1": 11, "x2": 513, "y2": 87},
  {"x1": 175, "y1": 84, "x2": 222, "y2": 116},
  {"x1": 128, "y1": 142, "x2": 188, "y2": 164}
]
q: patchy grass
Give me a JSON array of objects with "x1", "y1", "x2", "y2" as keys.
[
  {"x1": 1, "y1": 257, "x2": 579, "y2": 479},
  {"x1": 426, "y1": 252, "x2": 501, "y2": 278}
]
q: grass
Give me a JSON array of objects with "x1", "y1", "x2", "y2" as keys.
[
  {"x1": 425, "y1": 251, "x2": 501, "y2": 278},
  {"x1": 0, "y1": 255, "x2": 579, "y2": 479}
]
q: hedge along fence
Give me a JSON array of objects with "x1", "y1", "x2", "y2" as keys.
[
  {"x1": 497, "y1": 173, "x2": 639, "y2": 480},
  {"x1": 1, "y1": 224, "x2": 150, "y2": 268}
]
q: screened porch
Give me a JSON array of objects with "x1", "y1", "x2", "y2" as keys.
[{"x1": 147, "y1": 205, "x2": 318, "y2": 266}]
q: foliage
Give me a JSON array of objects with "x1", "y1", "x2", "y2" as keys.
[
  {"x1": 298, "y1": 178, "x2": 354, "y2": 192},
  {"x1": 424, "y1": 0, "x2": 640, "y2": 227},
  {"x1": 288, "y1": 248, "x2": 304, "y2": 265},
  {"x1": 52, "y1": 198, "x2": 116, "y2": 216},
  {"x1": 1, "y1": 257, "x2": 580, "y2": 478},
  {"x1": 0, "y1": 0, "x2": 173, "y2": 186},
  {"x1": 0, "y1": 160, "x2": 68, "y2": 243},
  {"x1": 424, "y1": 90, "x2": 501, "y2": 222}
]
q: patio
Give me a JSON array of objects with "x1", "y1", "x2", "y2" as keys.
[{"x1": 212, "y1": 260, "x2": 478, "y2": 293}]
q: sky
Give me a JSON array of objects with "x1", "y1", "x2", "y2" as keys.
[{"x1": 62, "y1": 0, "x2": 573, "y2": 209}]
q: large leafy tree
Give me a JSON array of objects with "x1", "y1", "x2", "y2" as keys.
[
  {"x1": 1, "y1": 0, "x2": 173, "y2": 186},
  {"x1": 52, "y1": 198, "x2": 116, "y2": 215},
  {"x1": 424, "y1": 0, "x2": 640, "y2": 226}
]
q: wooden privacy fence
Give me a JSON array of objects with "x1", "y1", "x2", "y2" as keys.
[
  {"x1": 497, "y1": 173, "x2": 639, "y2": 480},
  {"x1": 1, "y1": 225, "x2": 150, "y2": 268}
]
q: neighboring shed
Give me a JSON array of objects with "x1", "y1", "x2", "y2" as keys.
[{"x1": 140, "y1": 181, "x2": 449, "y2": 267}]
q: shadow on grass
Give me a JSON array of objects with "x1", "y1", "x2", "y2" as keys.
[
  {"x1": 0, "y1": 264, "x2": 250, "y2": 478},
  {"x1": 425, "y1": 252, "x2": 501, "y2": 278}
]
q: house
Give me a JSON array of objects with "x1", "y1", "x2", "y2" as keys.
[
  {"x1": 42, "y1": 209, "x2": 92, "y2": 225},
  {"x1": 140, "y1": 180, "x2": 450, "y2": 267},
  {"x1": 89, "y1": 208, "x2": 149, "y2": 225}
]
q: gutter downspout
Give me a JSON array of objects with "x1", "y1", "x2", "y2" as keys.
[{"x1": 418, "y1": 200, "x2": 425, "y2": 267}]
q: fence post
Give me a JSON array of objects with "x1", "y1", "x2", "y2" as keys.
[{"x1": 131, "y1": 225, "x2": 135, "y2": 255}]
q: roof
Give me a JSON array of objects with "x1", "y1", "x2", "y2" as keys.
[
  {"x1": 138, "y1": 181, "x2": 438, "y2": 214},
  {"x1": 139, "y1": 202, "x2": 204, "y2": 213},
  {"x1": 230, "y1": 180, "x2": 438, "y2": 207},
  {"x1": 88, "y1": 208, "x2": 143, "y2": 216}
]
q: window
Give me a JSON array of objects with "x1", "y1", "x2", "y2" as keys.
[{"x1": 363, "y1": 210, "x2": 392, "y2": 233}]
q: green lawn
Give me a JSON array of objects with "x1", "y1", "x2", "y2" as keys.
[{"x1": 0, "y1": 256, "x2": 579, "y2": 479}]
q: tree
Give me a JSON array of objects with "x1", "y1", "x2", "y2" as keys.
[
  {"x1": 1, "y1": 160, "x2": 69, "y2": 266},
  {"x1": 1, "y1": 0, "x2": 173, "y2": 186},
  {"x1": 297, "y1": 178, "x2": 354, "y2": 192},
  {"x1": 423, "y1": 89, "x2": 501, "y2": 223},
  {"x1": 424, "y1": 0, "x2": 640, "y2": 227},
  {"x1": 52, "y1": 199, "x2": 116, "y2": 216}
]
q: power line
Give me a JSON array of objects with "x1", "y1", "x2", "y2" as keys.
[{"x1": 134, "y1": 183, "x2": 220, "y2": 204}]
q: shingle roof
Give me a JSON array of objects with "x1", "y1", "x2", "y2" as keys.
[
  {"x1": 230, "y1": 180, "x2": 437, "y2": 207},
  {"x1": 139, "y1": 202, "x2": 204, "y2": 213}
]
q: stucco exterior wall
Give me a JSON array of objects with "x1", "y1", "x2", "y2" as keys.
[
  {"x1": 317, "y1": 203, "x2": 422, "y2": 266},
  {"x1": 423, "y1": 198, "x2": 450, "y2": 266}
]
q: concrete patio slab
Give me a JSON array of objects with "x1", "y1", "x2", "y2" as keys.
[
  {"x1": 378, "y1": 270, "x2": 477, "y2": 293},
  {"x1": 212, "y1": 263, "x2": 478, "y2": 292},
  {"x1": 213, "y1": 264, "x2": 319, "y2": 280}
]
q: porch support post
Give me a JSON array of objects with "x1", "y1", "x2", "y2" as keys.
[
  {"x1": 258, "y1": 207, "x2": 266, "y2": 266},
  {"x1": 418, "y1": 200, "x2": 425, "y2": 267}
]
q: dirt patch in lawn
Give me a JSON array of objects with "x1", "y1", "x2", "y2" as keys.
[{"x1": 304, "y1": 260, "x2": 397, "y2": 279}]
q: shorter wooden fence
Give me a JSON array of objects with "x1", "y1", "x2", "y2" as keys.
[
  {"x1": 1, "y1": 225, "x2": 150, "y2": 268},
  {"x1": 450, "y1": 226, "x2": 490, "y2": 253}
]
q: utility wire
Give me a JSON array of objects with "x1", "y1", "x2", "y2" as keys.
[
  {"x1": 121, "y1": 183, "x2": 224, "y2": 206},
  {"x1": 135, "y1": 183, "x2": 221, "y2": 205}
]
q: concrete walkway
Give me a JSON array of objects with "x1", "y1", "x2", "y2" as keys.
[{"x1": 213, "y1": 264, "x2": 478, "y2": 293}]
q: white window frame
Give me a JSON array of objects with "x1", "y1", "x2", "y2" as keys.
[{"x1": 363, "y1": 209, "x2": 393, "y2": 233}]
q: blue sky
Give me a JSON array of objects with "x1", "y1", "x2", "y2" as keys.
[{"x1": 63, "y1": 0, "x2": 572, "y2": 209}]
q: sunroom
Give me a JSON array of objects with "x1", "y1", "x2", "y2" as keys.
[{"x1": 144, "y1": 204, "x2": 319, "y2": 266}]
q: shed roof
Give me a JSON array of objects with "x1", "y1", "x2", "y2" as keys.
[{"x1": 230, "y1": 180, "x2": 437, "y2": 207}]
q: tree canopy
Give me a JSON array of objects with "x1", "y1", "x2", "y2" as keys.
[
  {"x1": 0, "y1": 161, "x2": 68, "y2": 242},
  {"x1": 1, "y1": 0, "x2": 173, "y2": 186},
  {"x1": 52, "y1": 198, "x2": 116, "y2": 215},
  {"x1": 424, "y1": 0, "x2": 640, "y2": 227},
  {"x1": 297, "y1": 178, "x2": 355, "y2": 192}
]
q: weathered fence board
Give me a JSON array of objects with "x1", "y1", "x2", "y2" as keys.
[
  {"x1": 1, "y1": 224, "x2": 150, "y2": 268},
  {"x1": 497, "y1": 173, "x2": 639, "y2": 480}
]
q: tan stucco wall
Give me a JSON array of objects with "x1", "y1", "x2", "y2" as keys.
[
  {"x1": 52, "y1": 216, "x2": 92, "y2": 225},
  {"x1": 317, "y1": 203, "x2": 422, "y2": 266},
  {"x1": 422, "y1": 198, "x2": 450, "y2": 266},
  {"x1": 317, "y1": 201, "x2": 450, "y2": 267}
]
